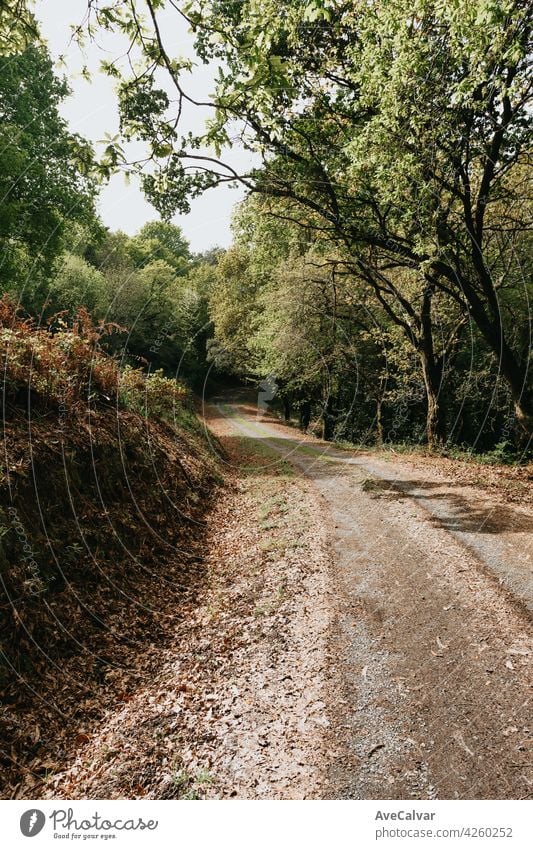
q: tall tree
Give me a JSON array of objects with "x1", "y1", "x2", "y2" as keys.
[
  {"x1": 84, "y1": 0, "x2": 533, "y2": 440},
  {"x1": 128, "y1": 221, "x2": 190, "y2": 273},
  {"x1": 0, "y1": 41, "x2": 96, "y2": 308}
]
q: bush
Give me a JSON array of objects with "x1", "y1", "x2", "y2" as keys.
[
  {"x1": 119, "y1": 366, "x2": 188, "y2": 421},
  {"x1": 0, "y1": 296, "x2": 189, "y2": 422}
]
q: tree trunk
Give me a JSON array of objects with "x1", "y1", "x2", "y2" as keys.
[
  {"x1": 375, "y1": 397, "x2": 384, "y2": 445},
  {"x1": 476, "y1": 316, "x2": 533, "y2": 440},
  {"x1": 419, "y1": 285, "x2": 446, "y2": 448},
  {"x1": 420, "y1": 351, "x2": 445, "y2": 448},
  {"x1": 497, "y1": 343, "x2": 533, "y2": 441},
  {"x1": 515, "y1": 402, "x2": 533, "y2": 433},
  {"x1": 283, "y1": 396, "x2": 292, "y2": 422},
  {"x1": 322, "y1": 413, "x2": 334, "y2": 440},
  {"x1": 438, "y1": 264, "x2": 532, "y2": 440},
  {"x1": 300, "y1": 400, "x2": 311, "y2": 431},
  {"x1": 321, "y1": 395, "x2": 334, "y2": 440},
  {"x1": 475, "y1": 310, "x2": 532, "y2": 439}
]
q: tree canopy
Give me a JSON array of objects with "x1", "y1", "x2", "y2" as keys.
[
  {"x1": 0, "y1": 42, "x2": 96, "y2": 309},
  {"x1": 80, "y1": 0, "x2": 532, "y2": 441}
]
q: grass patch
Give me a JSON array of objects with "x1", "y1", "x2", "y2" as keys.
[
  {"x1": 259, "y1": 535, "x2": 288, "y2": 553},
  {"x1": 259, "y1": 519, "x2": 279, "y2": 530},
  {"x1": 257, "y1": 494, "x2": 289, "y2": 522}
]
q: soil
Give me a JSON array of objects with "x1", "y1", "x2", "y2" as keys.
[
  {"x1": 18, "y1": 396, "x2": 532, "y2": 800},
  {"x1": 38, "y1": 403, "x2": 332, "y2": 799}
]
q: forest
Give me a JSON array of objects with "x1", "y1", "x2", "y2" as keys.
[
  {"x1": 0, "y1": 0, "x2": 531, "y2": 456},
  {"x1": 0, "y1": 0, "x2": 532, "y2": 808}
]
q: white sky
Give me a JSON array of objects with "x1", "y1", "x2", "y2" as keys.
[{"x1": 35, "y1": 0, "x2": 245, "y2": 252}]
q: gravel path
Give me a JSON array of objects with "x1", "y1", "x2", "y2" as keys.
[{"x1": 213, "y1": 400, "x2": 532, "y2": 799}]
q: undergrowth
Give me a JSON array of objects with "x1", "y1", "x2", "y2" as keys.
[
  {"x1": 0, "y1": 295, "x2": 188, "y2": 422},
  {"x1": 0, "y1": 296, "x2": 220, "y2": 796}
]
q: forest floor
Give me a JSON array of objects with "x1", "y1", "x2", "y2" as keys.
[{"x1": 39, "y1": 395, "x2": 532, "y2": 800}]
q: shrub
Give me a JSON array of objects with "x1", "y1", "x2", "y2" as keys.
[
  {"x1": 118, "y1": 366, "x2": 188, "y2": 421},
  {"x1": 0, "y1": 295, "x2": 188, "y2": 421}
]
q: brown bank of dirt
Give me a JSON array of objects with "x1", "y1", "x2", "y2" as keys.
[
  {"x1": 39, "y1": 403, "x2": 334, "y2": 799},
  {"x1": 0, "y1": 308, "x2": 220, "y2": 799}
]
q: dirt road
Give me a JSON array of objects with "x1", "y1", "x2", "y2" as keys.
[
  {"x1": 210, "y1": 399, "x2": 532, "y2": 800},
  {"x1": 38, "y1": 396, "x2": 531, "y2": 801}
]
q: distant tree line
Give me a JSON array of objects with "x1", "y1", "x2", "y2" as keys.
[{"x1": 0, "y1": 9, "x2": 218, "y2": 388}]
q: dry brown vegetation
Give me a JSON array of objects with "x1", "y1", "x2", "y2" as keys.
[{"x1": 0, "y1": 300, "x2": 219, "y2": 797}]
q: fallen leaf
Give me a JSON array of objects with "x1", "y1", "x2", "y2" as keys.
[
  {"x1": 453, "y1": 731, "x2": 474, "y2": 756},
  {"x1": 367, "y1": 743, "x2": 385, "y2": 758}
]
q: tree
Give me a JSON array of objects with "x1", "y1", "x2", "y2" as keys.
[
  {"x1": 92, "y1": 231, "x2": 181, "y2": 369},
  {"x1": 0, "y1": 0, "x2": 39, "y2": 55},
  {"x1": 208, "y1": 247, "x2": 260, "y2": 375},
  {"x1": 46, "y1": 253, "x2": 107, "y2": 318},
  {"x1": 0, "y1": 42, "x2": 96, "y2": 307},
  {"x1": 82, "y1": 225, "x2": 214, "y2": 382},
  {"x1": 128, "y1": 221, "x2": 190, "y2": 273},
  {"x1": 83, "y1": 0, "x2": 533, "y2": 441},
  {"x1": 176, "y1": 254, "x2": 218, "y2": 386},
  {"x1": 209, "y1": 200, "x2": 389, "y2": 439}
]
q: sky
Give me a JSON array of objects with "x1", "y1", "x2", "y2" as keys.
[{"x1": 35, "y1": 0, "x2": 245, "y2": 252}]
